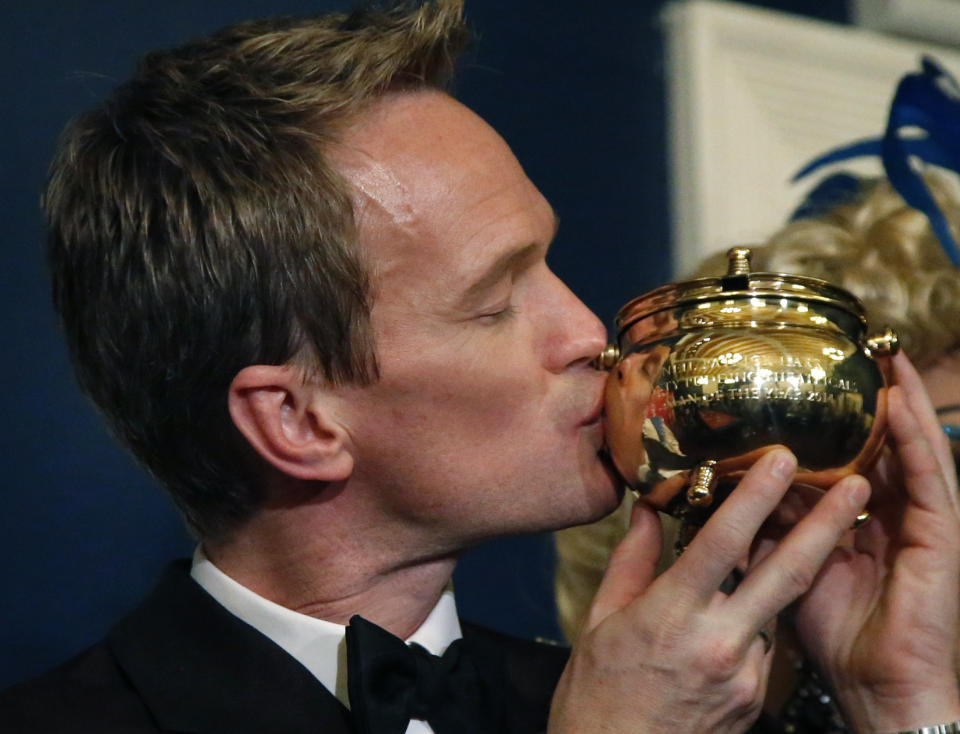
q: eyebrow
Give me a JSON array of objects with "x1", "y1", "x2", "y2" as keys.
[{"x1": 459, "y1": 214, "x2": 560, "y2": 304}]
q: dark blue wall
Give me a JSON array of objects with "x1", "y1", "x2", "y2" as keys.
[{"x1": 0, "y1": 0, "x2": 847, "y2": 688}]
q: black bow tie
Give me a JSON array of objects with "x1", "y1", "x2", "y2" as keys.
[{"x1": 345, "y1": 614, "x2": 492, "y2": 734}]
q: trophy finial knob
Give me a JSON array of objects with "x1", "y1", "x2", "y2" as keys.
[{"x1": 726, "y1": 247, "x2": 753, "y2": 277}]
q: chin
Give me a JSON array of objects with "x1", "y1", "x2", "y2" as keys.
[
  {"x1": 585, "y1": 483, "x2": 627, "y2": 524},
  {"x1": 553, "y1": 459, "x2": 626, "y2": 531},
  {"x1": 593, "y1": 447, "x2": 626, "y2": 504}
]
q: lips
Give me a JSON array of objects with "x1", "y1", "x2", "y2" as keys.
[
  {"x1": 581, "y1": 400, "x2": 603, "y2": 426},
  {"x1": 580, "y1": 379, "x2": 606, "y2": 427}
]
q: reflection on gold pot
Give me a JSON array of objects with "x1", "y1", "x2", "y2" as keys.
[{"x1": 600, "y1": 248, "x2": 898, "y2": 523}]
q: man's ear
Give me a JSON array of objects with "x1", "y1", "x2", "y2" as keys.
[{"x1": 228, "y1": 365, "x2": 354, "y2": 482}]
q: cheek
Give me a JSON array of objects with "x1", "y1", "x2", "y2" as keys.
[
  {"x1": 376, "y1": 350, "x2": 545, "y2": 439},
  {"x1": 365, "y1": 306, "x2": 560, "y2": 454}
]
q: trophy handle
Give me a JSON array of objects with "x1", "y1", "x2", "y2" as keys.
[
  {"x1": 864, "y1": 326, "x2": 900, "y2": 358},
  {"x1": 686, "y1": 460, "x2": 719, "y2": 507},
  {"x1": 595, "y1": 343, "x2": 620, "y2": 370}
]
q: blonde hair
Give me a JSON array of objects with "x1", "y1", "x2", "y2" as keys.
[
  {"x1": 697, "y1": 173, "x2": 960, "y2": 366},
  {"x1": 555, "y1": 171, "x2": 960, "y2": 642}
]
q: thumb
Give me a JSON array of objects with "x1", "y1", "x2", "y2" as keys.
[{"x1": 583, "y1": 501, "x2": 662, "y2": 632}]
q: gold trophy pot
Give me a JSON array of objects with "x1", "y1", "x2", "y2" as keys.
[{"x1": 600, "y1": 248, "x2": 899, "y2": 522}]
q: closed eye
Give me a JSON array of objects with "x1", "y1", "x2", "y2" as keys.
[{"x1": 478, "y1": 304, "x2": 517, "y2": 323}]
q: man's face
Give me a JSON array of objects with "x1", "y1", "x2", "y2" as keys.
[{"x1": 332, "y1": 91, "x2": 621, "y2": 550}]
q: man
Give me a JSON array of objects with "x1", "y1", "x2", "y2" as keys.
[{"x1": 3, "y1": 1, "x2": 959, "y2": 732}]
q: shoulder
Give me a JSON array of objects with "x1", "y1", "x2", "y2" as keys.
[
  {"x1": 0, "y1": 642, "x2": 158, "y2": 733},
  {"x1": 0, "y1": 561, "x2": 196, "y2": 734}
]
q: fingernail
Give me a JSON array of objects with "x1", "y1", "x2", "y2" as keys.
[
  {"x1": 771, "y1": 450, "x2": 797, "y2": 480},
  {"x1": 846, "y1": 476, "x2": 870, "y2": 508}
]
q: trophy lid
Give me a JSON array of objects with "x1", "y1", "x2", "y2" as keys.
[{"x1": 615, "y1": 247, "x2": 868, "y2": 334}]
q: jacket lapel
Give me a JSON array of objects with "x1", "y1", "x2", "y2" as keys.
[
  {"x1": 460, "y1": 621, "x2": 569, "y2": 734},
  {"x1": 108, "y1": 561, "x2": 353, "y2": 734}
]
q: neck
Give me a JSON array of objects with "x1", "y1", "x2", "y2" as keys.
[{"x1": 202, "y1": 496, "x2": 459, "y2": 640}]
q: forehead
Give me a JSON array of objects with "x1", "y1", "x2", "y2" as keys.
[{"x1": 333, "y1": 90, "x2": 554, "y2": 290}]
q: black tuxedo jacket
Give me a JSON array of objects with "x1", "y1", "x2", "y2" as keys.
[
  {"x1": 0, "y1": 561, "x2": 568, "y2": 733},
  {"x1": 0, "y1": 561, "x2": 787, "y2": 734}
]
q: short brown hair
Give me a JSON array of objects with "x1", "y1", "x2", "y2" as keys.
[{"x1": 46, "y1": 0, "x2": 469, "y2": 540}]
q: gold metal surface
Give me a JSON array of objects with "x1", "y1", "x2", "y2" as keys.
[
  {"x1": 687, "y1": 461, "x2": 718, "y2": 507},
  {"x1": 602, "y1": 248, "x2": 895, "y2": 521},
  {"x1": 865, "y1": 327, "x2": 900, "y2": 357},
  {"x1": 596, "y1": 344, "x2": 621, "y2": 371},
  {"x1": 727, "y1": 247, "x2": 752, "y2": 278}
]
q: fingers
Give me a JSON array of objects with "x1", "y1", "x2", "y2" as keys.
[
  {"x1": 890, "y1": 352, "x2": 958, "y2": 497},
  {"x1": 584, "y1": 501, "x2": 662, "y2": 632},
  {"x1": 729, "y1": 474, "x2": 870, "y2": 636},
  {"x1": 887, "y1": 382, "x2": 959, "y2": 518},
  {"x1": 669, "y1": 448, "x2": 798, "y2": 602}
]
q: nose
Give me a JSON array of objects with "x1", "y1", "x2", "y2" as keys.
[{"x1": 540, "y1": 269, "x2": 608, "y2": 373}]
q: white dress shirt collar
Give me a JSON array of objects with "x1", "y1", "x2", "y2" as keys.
[{"x1": 189, "y1": 546, "x2": 462, "y2": 712}]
